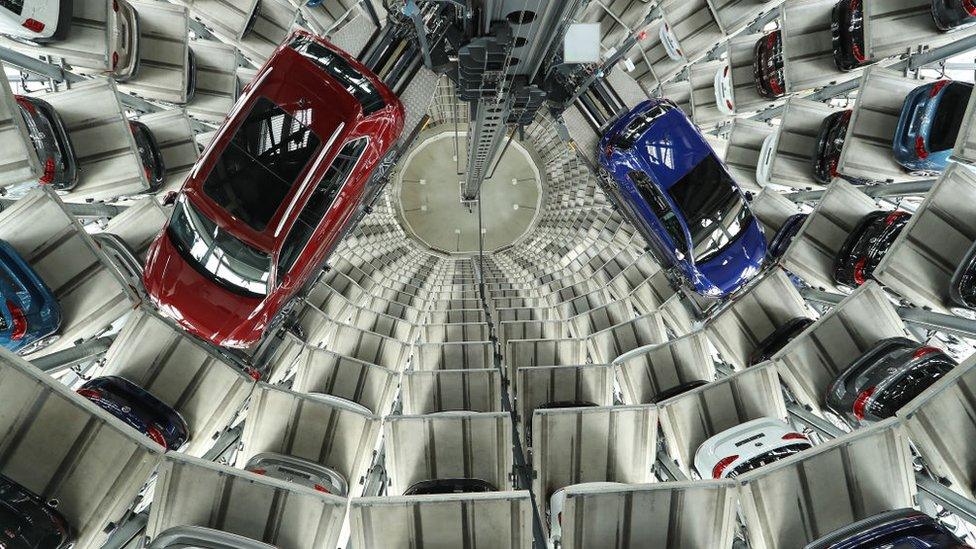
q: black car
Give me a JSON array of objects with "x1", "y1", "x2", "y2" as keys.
[
  {"x1": 0, "y1": 473, "x2": 73, "y2": 549},
  {"x1": 748, "y1": 317, "x2": 816, "y2": 366},
  {"x1": 831, "y1": 0, "x2": 867, "y2": 71},
  {"x1": 833, "y1": 210, "x2": 911, "y2": 289},
  {"x1": 813, "y1": 110, "x2": 866, "y2": 185},
  {"x1": 649, "y1": 380, "x2": 709, "y2": 403},
  {"x1": 77, "y1": 376, "x2": 189, "y2": 450},
  {"x1": 769, "y1": 213, "x2": 808, "y2": 261},
  {"x1": 825, "y1": 337, "x2": 957, "y2": 423},
  {"x1": 806, "y1": 508, "x2": 969, "y2": 548},
  {"x1": 186, "y1": 47, "x2": 198, "y2": 103},
  {"x1": 404, "y1": 479, "x2": 497, "y2": 495},
  {"x1": 13, "y1": 95, "x2": 78, "y2": 191},
  {"x1": 932, "y1": 0, "x2": 976, "y2": 31},
  {"x1": 949, "y1": 239, "x2": 976, "y2": 318},
  {"x1": 753, "y1": 30, "x2": 786, "y2": 99},
  {"x1": 129, "y1": 121, "x2": 166, "y2": 192}
]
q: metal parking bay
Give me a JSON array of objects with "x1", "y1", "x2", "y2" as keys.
[
  {"x1": 117, "y1": 1, "x2": 191, "y2": 104},
  {"x1": 235, "y1": 0, "x2": 301, "y2": 65},
  {"x1": 657, "y1": 0, "x2": 725, "y2": 65},
  {"x1": 705, "y1": 268, "x2": 815, "y2": 369},
  {"x1": 863, "y1": 0, "x2": 976, "y2": 61},
  {"x1": 781, "y1": 0, "x2": 861, "y2": 94},
  {"x1": 516, "y1": 364, "x2": 615, "y2": 446},
  {"x1": 414, "y1": 340, "x2": 494, "y2": 370},
  {"x1": 43, "y1": 79, "x2": 151, "y2": 202},
  {"x1": 349, "y1": 491, "x2": 535, "y2": 549},
  {"x1": 738, "y1": 420, "x2": 915, "y2": 549},
  {"x1": 781, "y1": 179, "x2": 882, "y2": 291},
  {"x1": 750, "y1": 188, "x2": 804, "y2": 242},
  {"x1": 0, "y1": 189, "x2": 137, "y2": 359},
  {"x1": 724, "y1": 119, "x2": 776, "y2": 194},
  {"x1": 874, "y1": 164, "x2": 976, "y2": 314},
  {"x1": 97, "y1": 196, "x2": 169, "y2": 259},
  {"x1": 0, "y1": 349, "x2": 162, "y2": 548},
  {"x1": 898, "y1": 353, "x2": 976, "y2": 500},
  {"x1": 954, "y1": 79, "x2": 976, "y2": 164},
  {"x1": 773, "y1": 282, "x2": 913, "y2": 413},
  {"x1": 559, "y1": 481, "x2": 738, "y2": 548},
  {"x1": 384, "y1": 412, "x2": 513, "y2": 495},
  {"x1": 135, "y1": 110, "x2": 200, "y2": 194},
  {"x1": 689, "y1": 60, "x2": 730, "y2": 128},
  {"x1": 837, "y1": 67, "x2": 934, "y2": 183},
  {"x1": 400, "y1": 368, "x2": 503, "y2": 414},
  {"x1": 505, "y1": 338, "x2": 589, "y2": 387},
  {"x1": 289, "y1": 347, "x2": 398, "y2": 415},
  {"x1": 172, "y1": 0, "x2": 260, "y2": 46},
  {"x1": 183, "y1": 40, "x2": 240, "y2": 124},
  {"x1": 727, "y1": 33, "x2": 779, "y2": 115},
  {"x1": 100, "y1": 308, "x2": 256, "y2": 457},
  {"x1": 629, "y1": 19, "x2": 686, "y2": 92},
  {"x1": 613, "y1": 331, "x2": 715, "y2": 405},
  {"x1": 0, "y1": 64, "x2": 41, "y2": 189},
  {"x1": 763, "y1": 98, "x2": 839, "y2": 190},
  {"x1": 0, "y1": 0, "x2": 115, "y2": 75},
  {"x1": 239, "y1": 383, "x2": 381, "y2": 496},
  {"x1": 658, "y1": 362, "x2": 788, "y2": 476},
  {"x1": 587, "y1": 312, "x2": 668, "y2": 364},
  {"x1": 146, "y1": 454, "x2": 347, "y2": 549}
]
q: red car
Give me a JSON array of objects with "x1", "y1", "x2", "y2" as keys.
[{"x1": 143, "y1": 30, "x2": 404, "y2": 348}]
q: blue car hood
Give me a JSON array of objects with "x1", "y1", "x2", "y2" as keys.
[{"x1": 692, "y1": 218, "x2": 767, "y2": 294}]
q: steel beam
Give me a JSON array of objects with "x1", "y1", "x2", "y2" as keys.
[
  {"x1": 786, "y1": 180, "x2": 937, "y2": 202},
  {"x1": 30, "y1": 336, "x2": 115, "y2": 373}
]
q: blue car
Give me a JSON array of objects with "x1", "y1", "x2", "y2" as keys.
[
  {"x1": 893, "y1": 80, "x2": 973, "y2": 175},
  {"x1": 805, "y1": 508, "x2": 969, "y2": 548},
  {"x1": 77, "y1": 376, "x2": 189, "y2": 450},
  {"x1": 0, "y1": 240, "x2": 61, "y2": 354},
  {"x1": 597, "y1": 99, "x2": 766, "y2": 297}
]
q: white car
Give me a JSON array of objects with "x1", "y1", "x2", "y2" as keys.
[
  {"x1": 244, "y1": 452, "x2": 349, "y2": 495},
  {"x1": 309, "y1": 392, "x2": 373, "y2": 415},
  {"x1": 549, "y1": 482, "x2": 626, "y2": 546},
  {"x1": 108, "y1": 0, "x2": 140, "y2": 81},
  {"x1": 756, "y1": 133, "x2": 778, "y2": 187},
  {"x1": 658, "y1": 22, "x2": 683, "y2": 61},
  {"x1": 0, "y1": 0, "x2": 71, "y2": 42},
  {"x1": 148, "y1": 526, "x2": 276, "y2": 549},
  {"x1": 714, "y1": 64, "x2": 735, "y2": 115},
  {"x1": 693, "y1": 417, "x2": 811, "y2": 479}
]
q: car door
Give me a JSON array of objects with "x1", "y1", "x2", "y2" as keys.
[{"x1": 627, "y1": 170, "x2": 689, "y2": 266}]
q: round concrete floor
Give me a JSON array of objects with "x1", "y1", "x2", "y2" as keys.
[{"x1": 396, "y1": 131, "x2": 543, "y2": 254}]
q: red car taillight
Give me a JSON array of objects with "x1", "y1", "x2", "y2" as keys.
[
  {"x1": 313, "y1": 484, "x2": 331, "y2": 493},
  {"x1": 852, "y1": 386, "x2": 876, "y2": 420},
  {"x1": 113, "y1": 0, "x2": 119, "y2": 11},
  {"x1": 929, "y1": 80, "x2": 950, "y2": 97},
  {"x1": 112, "y1": 52, "x2": 119, "y2": 70},
  {"x1": 245, "y1": 367, "x2": 261, "y2": 381},
  {"x1": 964, "y1": 0, "x2": 976, "y2": 16},
  {"x1": 885, "y1": 210, "x2": 908, "y2": 226},
  {"x1": 712, "y1": 455, "x2": 739, "y2": 479},
  {"x1": 915, "y1": 136, "x2": 928, "y2": 160},
  {"x1": 853, "y1": 257, "x2": 868, "y2": 286},
  {"x1": 146, "y1": 425, "x2": 168, "y2": 449},
  {"x1": 76, "y1": 387, "x2": 102, "y2": 400},
  {"x1": 39, "y1": 157, "x2": 55, "y2": 185},
  {"x1": 22, "y1": 19, "x2": 44, "y2": 33},
  {"x1": 781, "y1": 432, "x2": 808, "y2": 441},
  {"x1": 250, "y1": 468, "x2": 266, "y2": 475},
  {"x1": 913, "y1": 346, "x2": 941, "y2": 359},
  {"x1": 6, "y1": 300, "x2": 26, "y2": 340}
]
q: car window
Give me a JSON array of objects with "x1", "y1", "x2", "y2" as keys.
[
  {"x1": 611, "y1": 102, "x2": 672, "y2": 149},
  {"x1": 277, "y1": 137, "x2": 369, "y2": 278},
  {"x1": 167, "y1": 197, "x2": 271, "y2": 297},
  {"x1": 629, "y1": 170, "x2": 685, "y2": 248},
  {"x1": 202, "y1": 97, "x2": 322, "y2": 232},
  {"x1": 288, "y1": 35, "x2": 386, "y2": 116},
  {"x1": 666, "y1": 154, "x2": 753, "y2": 263},
  {"x1": 0, "y1": 0, "x2": 23, "y2": 15},
  {"x1": 930, "y1": 82, "x2": 972, "y2": 151}
]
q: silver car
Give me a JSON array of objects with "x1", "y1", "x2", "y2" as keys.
[
  {"x1": 109, "y1": 0, "x2": 139, "y2": 81},
  {"x1": 244, "y1": 452, "x2": 348, "y2": 496}
]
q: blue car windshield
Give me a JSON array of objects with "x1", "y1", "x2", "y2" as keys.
[{"x1": 667, "y1": 155, "x2": 752, "y2": 263}]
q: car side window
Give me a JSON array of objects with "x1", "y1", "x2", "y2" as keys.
[
  {"x1": 276, "y1": 137, "x2": 369, "y2": 279},
  {"x1": 628, "y1": 170, "x2": 686, "y2": 248}
]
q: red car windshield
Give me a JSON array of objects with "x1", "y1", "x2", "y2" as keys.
[
  {"x1": 203, "y1": 96, "x2": 322, "y2": 232},
  {"x1": 288, "y1": 34, "x2": 386, "y2": 116},
  {"x1": 167, "y1": 197, "x2": 272, "y2": 297}
]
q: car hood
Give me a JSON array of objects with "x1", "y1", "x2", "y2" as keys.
[
  {"x1": 693, "y1": 217, "x2": 766, "y2": 294},
  {"x1": 143, "y1": 231, "x2": 268, "y2": 348}
]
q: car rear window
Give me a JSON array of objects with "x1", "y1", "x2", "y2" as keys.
[
  {"x1": 667, "y1": 154, "x2": 753, "y2": 263},
  {"x1": 870, "y1": 358, "x2": 955, "y2": 418},
  {"x1": 726, "y1": 443, "x2": 810, "y2": 478},
  {"x1": 288, "y1": 35, "x2": 386, "y2": 116},
  {"x1": 203, "y1": 97, "x2": 321, "y2": 232},
  {"x1": 167, "y1": 197, "x2": 272, "y2": 297},
  {"x1": 611, "y1": 102, "x2": 672, "y2": 150},
  {"x1": 0, "y1": 0, "x2": 23, "y2": 16},
  {"x1": 930, "y1": 82, "x2": 973, "y2": 151}
]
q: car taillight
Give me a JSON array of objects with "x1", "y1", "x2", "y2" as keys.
[
  {"x1": 637, "y1": 30, "x2": 647, "y2": 41},
  {"x1": 853, "y1": 257, "x2": 868, "y2": 286},
  {"x1": 884, "y1": 210, "x2": 907, "y2": 226},
  {"x1": 76, "y1": 387, "x2": 102, "y2": 400},
  {"x1": 13, "y1": 95, "x2": 34, "y2": 114},
  {"x1": 723, "y1": 65, "x2": 729, "y2": 77},
  {"x1": 113, "y1": 0, "x2": 119, "y2": 11},
  {"x1": 913, "y1": 346, "x2": 941, "y2": 359},
  {"x1": 245, "y1": 367, "x2": 261, "y2": 381},
  {"x1": 781, "y1": 432, "x2": 808, "y2": 441},
  {"x1": 929, "y1": 80, "x2": 950, "y2": 97},
  {"x1": 964, "y1": 0, "x2": 976, "y2": 16},
  {"x1": 146, "y1": 425, "x2": 168, "y2": 449},
  {"x1": 852, "y1": 386, "x2": 876, "y2": 420},
  {"x1": 39, "y1": 157, "x2": 55, "y2": 185},
  {"x1": 22, "y1": 18, "x2": 44, "y2": 33},
  {"x1": 726, "y1": 99, "x2": 734, "y2": 111},
  {"x1": 829, "y1": 157, "x2": 840, "y2": 177},
  {"x1": 112, "y1": 52, "x2": 119, "y2": 70},
  {"x1": 250, "y1": 468, "x2": 266, "y2": 475},
  {"x1": 852, "y1": 43, "x2": 865, "y2": 63},
  {"x1": 6, "y1": 300, "x2": 26, "y2": 340},
  {"x1": 313, "y1": 484, "x2": 331, "y2": 493},
  {"x1": 712, "y1": 455, "x2": 739, "y2": 479},
  {"x1": 769, "y1": 76, "x2": 783, "y2": 95},
  {"x1": 915, "y1": 135, "x2": 928, "y2": 160}
]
